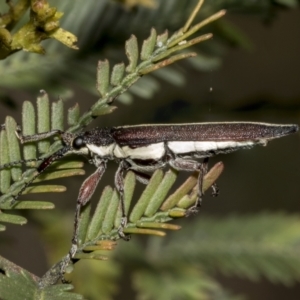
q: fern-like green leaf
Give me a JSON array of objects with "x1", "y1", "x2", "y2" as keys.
[
  {"x1": 140, "y1": 28, "x2": 157, "y2": 61},
  {"x1": 74, "y1": 163, "x2": 223, "y2": 256},
  {"x1": 125, "y1": 35, "x2": 139, "y2": 73},
  {"x1": 97, "y1": 60, "x2": 110, "y2": 97},
  {"x1": 0, "y1": 93, "x2": 86, "y2": 228},
  {"x1": 0, "y1": 255, "x2": 83, "y2": 300},
  {"x1": 36, "y1": 163, "x2": 223, "y2": 287}
]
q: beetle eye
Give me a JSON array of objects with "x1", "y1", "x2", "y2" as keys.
[{"x1": 72, "y1": 136, "x2": 85, "y2": 149}]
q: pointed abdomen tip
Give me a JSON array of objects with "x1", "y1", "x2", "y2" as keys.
[{"x1": 286, "y1": 124, "x2": 299, "y2": 134}]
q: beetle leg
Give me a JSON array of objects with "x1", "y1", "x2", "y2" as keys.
[
  {"x1": 15, "y1": 127, "x2": 63, "y2": 144},
  {"x1": 115, "y1": 160, "x2": 131, "y2": 240},
  {"x1": 130, "y1": 169, "x2": 151, "y2": 184},
  {"x1": 211, "y1": 182, "x2": 219, "y2": 197},
  {"x1": 169, "y1": 157, "x2": 209, "y2": 214},
  {"x1": 63, "y1": 161, "x2": 106, "y2": 275}
]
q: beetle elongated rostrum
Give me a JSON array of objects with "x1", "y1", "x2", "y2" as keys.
[{"x1": 2, "y1": 122, "x2": 299, "y2": 265}]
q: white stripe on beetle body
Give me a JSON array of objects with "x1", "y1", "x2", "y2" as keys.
[
  {"x1": 86, "y1": 140, "x2": 265, "y2": 161},
  {"x1": 114, "y1": 143, "x2": 165, "y2": 160},
  {"x1": 87, "y1": 144, "x2": 114, "y2": 157},
  {"x1": 167, "y1": 140, "x2": 258, "y2": 155}
]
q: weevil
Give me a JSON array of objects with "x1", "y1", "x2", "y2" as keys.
[{"x1": 1, "y1": 122, "x2": 298, "y2": 267}]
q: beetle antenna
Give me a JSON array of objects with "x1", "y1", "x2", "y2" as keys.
[
  {"x1": 0, "y1": 127, "x2": 66, "y2": 170},
  {"x1": 0, "y1": 158, "x2": 45, "y2": 170},
  {"x1": 11, "y1": 145, "x2": 72, "y2": 202}
]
